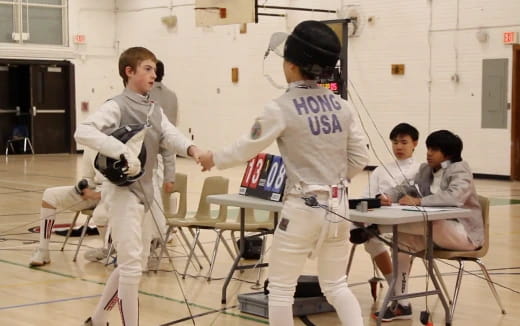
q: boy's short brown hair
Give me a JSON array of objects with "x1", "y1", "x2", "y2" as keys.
[{"x1": 118, "y1": 47, "x2": 157, "y2": 86}]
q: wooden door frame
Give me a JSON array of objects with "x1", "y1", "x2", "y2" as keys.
[{"x1": 511, "y1": 44, "x2": 520, "y2": 180}]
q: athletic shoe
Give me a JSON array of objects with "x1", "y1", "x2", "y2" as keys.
[
  {"x1": 55, "y1": 226, "x2": 99, "y2": 237},
  {"x1": 145, "y1": 256, "x2": 160, "y2": 272},
  {"x1": 29, "y1": 248, "x2": 50, "y2": 266},
  {"x1": 373, "y1": 302, "x2": 413, "y2": 322},
  {"x1": 84, "y1": 248, "x2": 110, "y2": 262}
]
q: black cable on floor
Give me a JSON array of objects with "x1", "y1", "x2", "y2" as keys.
[
  {"x1": 158, "y1": 305, "x2": 238, "y2": 326},
  {"x1": 299, "y1": 315, "x2": 317, "y2": 326}
]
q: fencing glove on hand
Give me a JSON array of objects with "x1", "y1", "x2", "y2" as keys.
[{"x1": 122, "y1": 127, "x2": 147, "y2": 177}]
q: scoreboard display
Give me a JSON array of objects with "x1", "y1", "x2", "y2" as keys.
[
  {"x1": 317, "y1": 80, "x2": 340, "y2": 94},
  {"x1": 240, "y1": 153, "x2": 286, "y2": 202},
  {"x1": 317, "y1": 66, "x2": 343, "y2": 97}
]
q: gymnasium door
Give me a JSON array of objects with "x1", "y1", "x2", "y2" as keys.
[
  {"x1": 30, "y1": 63, "x2": 75, "y2": 153},
  {"x1": 0, "y1": 59, "x2": 76, "y2": 154}
]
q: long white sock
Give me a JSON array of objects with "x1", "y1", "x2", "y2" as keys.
[
  {"x1": 91, "y1": 267, "x2": 120, "y2": 325},
  {"x1": 325, "y1": 286, "x2": 363, "y2": 326},
  {"x1": 384, "y1": 272, "x2": 393, "y2": 287},
  {"x1": 39, "y1": 207, "x2": 55, "y2": 250},
  {"x1": 395, "y1": 253, "x2": 411, "y2": 306},
  {"x1": 118, "y1": 281, "x2": 139, "y2": 326},
  {"x1": 268, "y1": 305, "x2": 294, "y2": 326},
  {"x1": 97, "y1": 226, "x2": 108, "y2": 249}
]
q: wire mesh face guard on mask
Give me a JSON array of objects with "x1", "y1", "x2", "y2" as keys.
[{"x1": 95, "y1": 124, "x2": 147, "y2": 187}]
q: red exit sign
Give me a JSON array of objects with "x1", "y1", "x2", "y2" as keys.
[
  {"x1": 503, "y1": 31, "x2": 517, "y2": 44},
  {"x1": 74, "y1": 34, "x2": 86, "y2": 44}
]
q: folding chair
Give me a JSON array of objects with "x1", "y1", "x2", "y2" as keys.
[
  {"x1": 207, "y1": 209, "x2": 273, "y2": 280},
  {"x1": 5, "y1": 124, "x2": 34, "y2": 156},
  {"x1": 429, "y1": 195, "x2": 506, "y2": 320},
  {"x1": 170, "y1": 176, "x2": 229, "y2": 278},
  {"x1": 210, "y1": 209, "x2": 275, "y2": 281},
  {"x1": 60, "y1": 208, "x2": 94, "y2": 262},
  {"x1": 159, "y1": 173, "x2": 203, "y2": 270}
]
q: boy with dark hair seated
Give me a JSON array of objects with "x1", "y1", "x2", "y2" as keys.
[{"x1": 375, "y1": 130, "x2": 483, "y2": 321}]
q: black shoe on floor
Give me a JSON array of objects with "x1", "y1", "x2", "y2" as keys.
[
  {"x1": 55, "y1": 226, "x2": 99, "y2": 237},
  {"x1": 373, "y1": 302, "x2": 413, "y2": 322}
]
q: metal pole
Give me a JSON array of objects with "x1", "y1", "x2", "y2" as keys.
[{"x1": 260, "y1": 5, "x2": 336, "y2": 14}]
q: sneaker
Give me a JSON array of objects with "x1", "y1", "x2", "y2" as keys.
[
  {"x1": 55, "y1": 226, "x2": 100, "y2": 237},
  {"x1": 373, "y1": 302, "x2": 412, "y2": 322},
  {"x1": 29, "y1": 248, "x2": 50, "y2": 266},
  {"x1": 84, "y1": 248, "x2": 109, "y2": 262},
  {"x1": 146, "y1": 256, "x2": 160, "y2": 272}
]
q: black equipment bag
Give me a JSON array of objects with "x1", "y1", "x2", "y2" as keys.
[
  {"x1": 236, "y1": 235, "x2": 263, "y2": 260},
  {"x1": 264, "y1": 275, "x2": 323, "y2": 298}
]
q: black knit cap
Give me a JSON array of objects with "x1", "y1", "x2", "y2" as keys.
[{"x1": 283, "y1": 20, "x2": 341, "y2": 77}]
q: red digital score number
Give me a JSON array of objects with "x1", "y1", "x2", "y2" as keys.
[
  {"x1": 318, "y1": 82, "x2": 339, "y2": 93},
  {"x1": 248, "y1": 153, "x2": 266, "y2": 189},
  {"x1": 241, "y1": 157, "x2": 257, "y2": 187}
]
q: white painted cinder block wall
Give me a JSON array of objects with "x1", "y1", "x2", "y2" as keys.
[{"x1": 3, "y1": 0, "x2": 518, "y2": 176}]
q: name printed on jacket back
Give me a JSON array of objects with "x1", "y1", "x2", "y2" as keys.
[{"x1": 292, "y1": 94, "x2": 343, "y2": 136}]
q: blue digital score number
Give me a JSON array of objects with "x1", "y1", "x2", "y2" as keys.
[{"x1": 264, "y1": 156, "x2": 285, "y2": 194}]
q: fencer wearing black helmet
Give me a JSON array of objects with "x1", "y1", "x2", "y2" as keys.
[
  {"x1": 200, "y1": 20, "x2": 368, "y2": 326},
  {"x1": 283, "y1": 20, "x2": 341, "y2": 78}
]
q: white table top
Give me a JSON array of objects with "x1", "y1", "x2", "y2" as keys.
[
  {"x1": 207, "y1": 194, "x2": 471, "y2": 225},
  {"x1": 349, "y1": 206, "x2": 472, "y2": 225}
]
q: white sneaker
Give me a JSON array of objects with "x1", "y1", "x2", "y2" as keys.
[
  {"x1": 83, "y1": 248, "x2": 109, "y2": 262},
  {"x1": 146, "y1": 256, "x2": 160, "y2": 272},
  {"x1": 29, "y1": 248, "x2": 50, "y2": 266}
]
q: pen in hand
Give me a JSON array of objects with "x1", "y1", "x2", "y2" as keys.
[{"x1": 379, "y1": 193, "x2": 392, "y2": 206}]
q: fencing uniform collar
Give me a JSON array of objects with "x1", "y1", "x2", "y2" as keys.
[
  {"x1": 396, "y1": 157, "x2": 415, "y2": 167},
  {"x1": 123, "y1": 88, "x2": 152, "y2": 105},
  {"x1": 287, "y1": 80, "x2": 319, "y2": 90},
  {"x1": 440, "y1": 160, "x2": 452, "y2": 169}
]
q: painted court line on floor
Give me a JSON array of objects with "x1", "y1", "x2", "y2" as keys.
[
  {"x1": 0, "y1": 258, "x2": 268, "y2": 324},
  {"x1": 0, "y1": 294, "x2": 101, "y2": 311}
]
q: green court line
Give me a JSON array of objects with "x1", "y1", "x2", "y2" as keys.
[
  {"x1": 489, "y1": 197, "x2": 520, "y2": 206},
  {"x1": 0, "y1": 258, "x2": 268, "y2": 324}
]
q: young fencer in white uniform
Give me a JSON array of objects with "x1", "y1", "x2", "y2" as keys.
[
  {"x1": 75, "y1": 46, "x2": 202, "y2": 326},
  {"x1": 199, "y1": 20, "x2": 369, "y2": 326},
  {"x1": 29, "y1": 148, "x2": 108, "y2": 266}
]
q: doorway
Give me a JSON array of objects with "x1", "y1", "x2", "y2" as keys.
[
  {"x1": 0, "y1": 59, "x2": 76, "y2": 154},
  {"x1": 511, "y1": 44, "x2": 520, "y2": 180}
]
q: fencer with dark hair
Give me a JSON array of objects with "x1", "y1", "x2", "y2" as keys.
[{"x1": 199, "y1": 20, "x2": 368, "y2": 326}]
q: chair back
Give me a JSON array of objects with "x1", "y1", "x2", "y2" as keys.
[
  {"x1": 477, "y1": 195, "x2": 490, "y2": 257},
  {"x1": 12, "y1": 124, "x2": 29, "y2": 139},
  {"x1": 434, "y1": 195, "x2": 489, "y2": 259},
  {"x1": 162, "y1": 173, "x2": 188, "y2": 220},
  {"x1": 229, "y1": 208, "x2": 265, "y2": 223},
  {"x1": 193, "y1": 176, "x2": 229, "y2": 221}
]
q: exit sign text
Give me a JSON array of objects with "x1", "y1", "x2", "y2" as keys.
[{"x1": 503, "y1": 32, "x2": 517, "y2": 44}]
